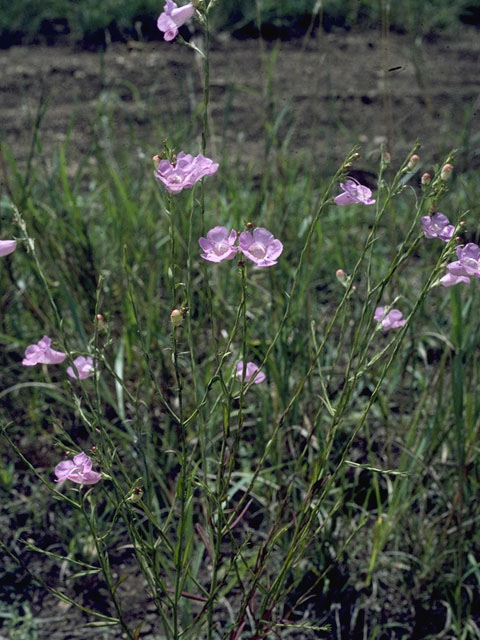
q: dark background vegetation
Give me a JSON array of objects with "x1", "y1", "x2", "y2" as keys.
[{"x1": 1, "y1": 0, "x2": 480, "y2": 48}]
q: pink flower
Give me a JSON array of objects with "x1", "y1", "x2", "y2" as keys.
[
  {"x1": 334, "y1": 179, "x2": 376, "y2": 206},
  {"x1": 439, "y1": 271, "x2": 471, "y2": 287},
  {"x1": 67, "y1": 356, "x2": 94, "y2": 380},
  {"x1": 374, "y1": 307, "x2": 406, "y2": 331},
  {"x1": 455, "y1": 243, "x2": 480, "y2": 278},
  {"x1": 440, "y1": 243, "x2": 480, "y2": 286},
  {"x1": 421, "y1": 213, "x2": 454, "y2": 242},
  {"x1": 54, "y1": 452, "x2": 101, "y2": 485},
  {"x1": 199, "y1": 226, "x2": 238, "y2": 263},
  {"x1": 238, "y1": 228, "x2": 283, "y2": 267},
  {"x1": 236, "y1": 361, "x2": 266, "y2": 384},
  {"x1": 0, "y1": 240, "x2": 17, "y2": 257},
  {"x1": 157, "y1": 0, "x2": 195, "y2": 41},
  {"x1": 154, "y1": 152, "x2": 219, "y2": 194},
  {"x1": 22, "y1": 336, "x2": 66, "y2": 366}
]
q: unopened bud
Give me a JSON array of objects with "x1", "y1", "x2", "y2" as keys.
[
  {"x1": 440, "y1": 163, "x2": 453, "y2": 181},
  {"x1": 170, "y1": 309, "x2": 184, "y2": 327},
  {"x1": 383, "y1": 151, "x2": 391, "y2": 166},
  {"x1": 406, "y1": 154, "x2": 420, "y2": 170},
  {"x1": 352, "y1": 152, "x2": 361, "y2": 160},
  {"x1": 95, "y1": 314, "x2": 105, "y2": 330},
  {"x1": 128, "y1": 487, "x2": 144, "y2": 503},
  {"x1": 336, "y1": 269, "x2": 348, "y2": 287},
  {"x1": 421, "y1": 172, "x2": 431, "y2": 187},
  {"x1": 152, "y1": 154, "x2": 162, "y2": 168}
]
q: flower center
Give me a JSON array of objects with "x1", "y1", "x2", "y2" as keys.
[
  {"x1": 168, "y1": 172, "x2": 183, "y2": 184},
  {"x1": 215, "y1": 241, "x2": 230, "y2": 255},
  {"x1": 248, "y1": 242, "x2": 267, "y2": 259}
]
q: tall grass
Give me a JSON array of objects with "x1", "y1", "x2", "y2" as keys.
[{"x1": 2, "y1": 1, "x2": 480, "y2": 639}]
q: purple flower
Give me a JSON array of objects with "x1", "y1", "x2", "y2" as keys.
[
  {"x1": 0, "y1": 240, "x2": 16, "y2": 257},
  {"x1": 236, "y1": 361, "x2": 266, "y2": 384},
  {"x1": 22, "y1": 336, "x2": 66, "y2": 366},
  {"x1": 199, "y1": 226, "x2": 238, "y2": 263},
  {"x1": 157, "y1": 0, "x2": 195, "y2": 41},
  {"x1": 54, "y1": 452, "x2": 101, "y2": 485},
  {"x1": 439, "y1": 243, "x2": 480, "y2": 286},
  {"x1": 374, "y1": 307, "x2": 406, "y2": 331},
  {"x1": 154, "y1": 152, "x2": 219, "y2": 194},
  {"x1": 238, "y1": 228, "x2": 283, "y2": 267},
  {"x1": 67, "y1": 356, "x2": 94, "y2": 380},
  {"x1": 439, "y1": 271, "x2": 471, "y2": 287},
  {"x1": 421, "y1": 213, "x2": 455, "y2": 242},
  {"x1": 334, "y1": 179, "x2": 376, "y2": 206},
  {"x1": 455, "y1": 243, "x2": 480, "y2": 278}
]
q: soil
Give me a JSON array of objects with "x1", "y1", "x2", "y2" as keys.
[
  {"x1": 1, "y1": 26, "x2": 480, "y2": 639},
  {"x1": 1, "y1": 27, "x2": 480, "y2": 180}
]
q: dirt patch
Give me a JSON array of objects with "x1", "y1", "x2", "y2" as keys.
[{"x1": 1, "y1": 28, "x2": 480, "y2": 178}]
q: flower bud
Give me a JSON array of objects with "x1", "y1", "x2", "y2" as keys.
[
  {"x1": 421, "y1": 172, "x2": 431, "y2": 187},
  {"x1": 128, "y1": 487, "x2": 144, "y2": 503},
  {"x1": 406, "y1": 154, "x2": 419, "y2": 170},
  {"x1": 336, "y1": 269, "x2": 348, "y2": 287},
  {"x1": 383, "y1": 151, "x2": 391, "y2": 166},
  {"x1": 440, "y1": 163, "x2": 453, "y2": 181},
  {"x1": 352, "y1": 152, "x2": 361, "y2": 161},
  {"x1": 152, "y1": 154, "x2": 163, "y2": 168},
  {"x1": 170, "y1": 309, "x2": 183, "y2": 327}
]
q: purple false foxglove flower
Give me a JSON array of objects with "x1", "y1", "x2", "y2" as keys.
[
  {"x1": 157, "y1": 0, "x2": 195, "y2": 41},
  {"x1": 154, "y1": 152, "x2": 219, "y2": 194},
  {"x1": 421, "y1": 213, "x2": 454, "y2": 242},
  {"x1": 0, "y1": 240, "x2": 16, "y2": 257},
  {"x1": 199, "y1": 226, "x2": 238, "y2": 263},
  {"x1": 334, "y1": 179, "x2": 375, "y2": 206},
  {"x1": 439, "y1": 243, "x2": 480, "y2": 286},
  {"x1": 374, "y1": 307, "x2": 406, "y2": 331},
  {"x1": 22, "y1": 336, "x2": 66, "y2": 366},
  {"x1": 67, "y1": 356, "x2": 94, "y2": 380},
  {"x1": 236, "y1": 361, "x2": 266, "y2": 384},
  {"x1": 238, "y1": 227, "x2": 283, "y2": 267},
  {"x1": 439, "y1": 271, "x2": 471, "y2": 287},
  {"x1": 54, "y1": 452, "x2": 101, "y2": 485},
  {"x1": 455, "y1": 243, "x2": 480, "y2": 278}
]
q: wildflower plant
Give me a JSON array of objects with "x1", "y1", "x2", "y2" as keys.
[{"x1": 1, "y1": 4, "x2": 478, "y2": 640}]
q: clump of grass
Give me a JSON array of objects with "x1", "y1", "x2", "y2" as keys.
[{"x1": 2, "y1": 2, "x2": 480, "y2": 639}]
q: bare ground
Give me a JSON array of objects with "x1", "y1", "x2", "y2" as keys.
[{"x1": 1, "y1": 28, "x2": 480, "y2": 178}]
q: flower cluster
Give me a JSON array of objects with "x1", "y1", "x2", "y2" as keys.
[
  {"x1": 22, "y1": 336, "x2": 94, "y2": 380},
  {"x1": 157, "y1": 0, "x2": 195, "y2": 41},
  {"x1": 440, "y1": 243, "x2": 480, "y2": 287},
  {"x1": 154, "y1": 152, "x2": 219, "y2": 194},
  {"x1": 55, "y1": 452, "x2": 101, "y2": 485},
  {"x1": 199, "y1": 226, "x2": 283, "y2": 267},
  {"x1": 374, "y1": 307, "x2": 406, "y2": 331},
  {"x1": 0, "y1": 240, "x2": 16, "y2": 257},
  {"x1": 335, "y1": 179, "x2": 375, "y2": 206}
]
